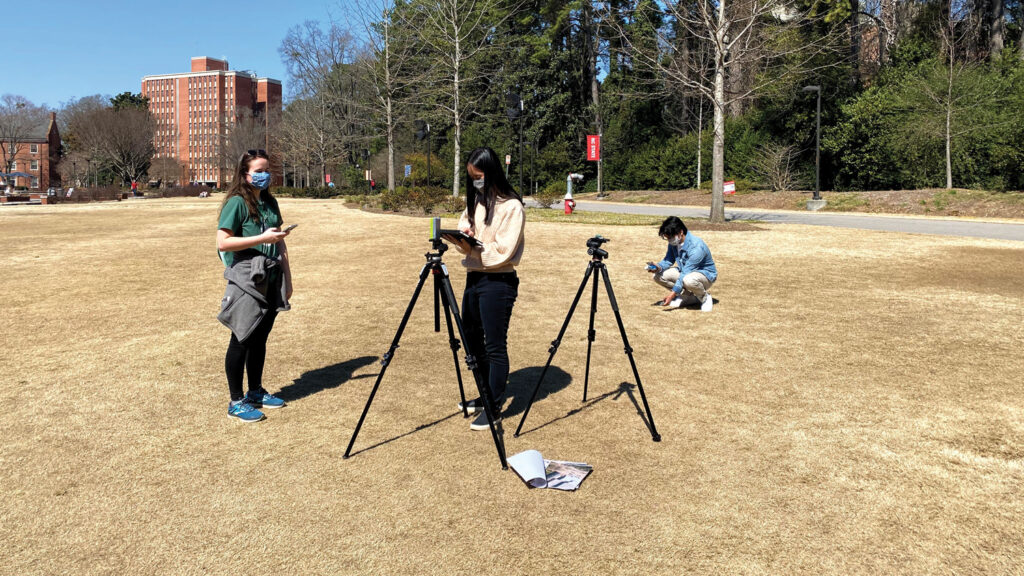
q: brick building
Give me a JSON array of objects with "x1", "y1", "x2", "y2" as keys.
[
  {"x1": 1, "y1": 112, "x2": 61, "y2": 191},
  {"x1": 141, "y1": 57, "x2": 282, "y2": 187}
]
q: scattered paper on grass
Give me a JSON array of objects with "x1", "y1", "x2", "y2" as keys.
[{"x1": 508, "y1": 449, "x2": 593, "y2": 491}]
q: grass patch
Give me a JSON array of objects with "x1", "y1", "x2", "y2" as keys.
[
  {"x1": 525, "y1": 207, "x2": 664, "y2": 226},
  {"x1": 819, "y1": 192, "x2": 870, "y2": 212},
  {"x1": 621, "y1": 194, "x2": 652, "y2": 204}
]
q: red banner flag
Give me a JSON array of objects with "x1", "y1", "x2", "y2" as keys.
[{"x1": 587, "y1": 135, "x2": 601, "y2": 161}]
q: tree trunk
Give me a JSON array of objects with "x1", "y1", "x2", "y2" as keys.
[
  {"x1": 452, "y1": 82, "x2": 461, "y2": 197},
  {"x1": 945, "y1": 72, "x2": 953, "y2": 189},
  {"x1": 849, "y1": 0, "x2": 861, "y2": 84},
  {"x1": 945, "y1": 105, "x2": 952, "y2": 189},
  {"x1": 989, "y1": 0, "x2": 1005, "y2": 57},
  {"x1": 696, "y1": 100, "x2": 703, "y2": 188},
  {"x1": 711, "y1": 12, "x2": 727, "y2": 223},
  {"x1": 386, "y1": 98, "x2": 395, "y2": 192},
  {"x1": 881, "y1": 0, "x2": 898, "y2": 63}
]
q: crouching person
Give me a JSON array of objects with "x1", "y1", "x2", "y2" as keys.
[{"x1": 647, "y1": 216, "x2": 717, "y2": 312}]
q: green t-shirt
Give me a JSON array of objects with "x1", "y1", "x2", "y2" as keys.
[{"x1": 217, "y1": 194, "x2": 283, "y2": 268}]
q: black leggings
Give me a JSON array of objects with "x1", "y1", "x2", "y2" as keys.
[
  {"x1": 225, "y1": 310, "x2": 278, "y2": 401},
  {"x1": 461, "y1": 271, "x2": 518, "y2": 407}
]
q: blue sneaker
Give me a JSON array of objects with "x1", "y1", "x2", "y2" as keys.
[
  {"x1": 228, "y1": 399, "x2": 265, "y2": 423},
  {"x1": 247, "y1": 389, "x2": 286, "y2": 409}
]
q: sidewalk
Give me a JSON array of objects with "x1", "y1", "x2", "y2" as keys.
[{"x1": 557, "y1": 199, "x2": 1024, "y2": 242}]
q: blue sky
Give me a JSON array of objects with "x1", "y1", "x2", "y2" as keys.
[{"x1": 6, "y1": 0, "x2": 354, "y2": 109}]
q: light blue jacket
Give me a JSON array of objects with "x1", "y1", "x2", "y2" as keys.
[{"x1": 657, "y1": 233, "x2": 718, "y2": 293}]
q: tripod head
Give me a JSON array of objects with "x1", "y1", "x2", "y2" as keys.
[
  {"x1": 586, "y1": 235, "x2": 610, "y2": 260},
  {"x1": 427, "y1": 238, "x2": 448, "y2": 263}
]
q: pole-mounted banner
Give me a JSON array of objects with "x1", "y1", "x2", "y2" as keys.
[{"x1": 587, "y1": 135, "x2": 600, "y2": 161}]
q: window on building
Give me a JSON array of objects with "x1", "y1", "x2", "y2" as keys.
[
  {"x1": 10, "y1": 161, "x2": 16, "y2": 170},
  {"x1": 31, "y1": 178, "x2": 39, "y2": 189},
  {"x1": 31, "y1": 160, "x2": 38, "y2": 171},
  {"x1": 30, "y1": 144, "x2": 38, "y2": 154}
]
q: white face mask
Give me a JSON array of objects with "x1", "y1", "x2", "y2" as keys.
[
  {"x1": 669, "y1": 236, "x2": 682, "y2": 247},
  {"x1": 472, "y1": 178, "x2": 486, "y2": 191}
]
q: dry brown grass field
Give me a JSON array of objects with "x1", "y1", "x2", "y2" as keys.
[{"x1": 2, "y1": 198, "x2": 1022, "y2": 575}]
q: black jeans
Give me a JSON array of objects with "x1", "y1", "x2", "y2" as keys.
[
  {"x1": 461, "y1": 271, "x2": 519, "y2": 410},
  {"x1": 225, "y1": 310, "x2": 278, "y2": 402}
]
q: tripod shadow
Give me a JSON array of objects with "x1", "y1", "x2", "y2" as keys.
[
  {"x1": 345, "y1": 411, "x2": 462, "y2": 458},
  {"x1": 275, "y1": 355, "x2": 378, "y2": 402},
  {"x1": 516, "y1": 381, "x2": 646, "y2": 437}
]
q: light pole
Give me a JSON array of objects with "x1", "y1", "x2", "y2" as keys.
[
  {"x1": 506, "y1": 92, "x2": 524, "y2": 192},
  {"x1": 802, "y1": 85, "x2": 822, "y2": 201},
  {"x1": 414, "y1": 120, "x2": 430, "y2": 187}
]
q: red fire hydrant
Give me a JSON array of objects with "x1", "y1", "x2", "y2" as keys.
[{"x1": 564, "y1": 195, "x2": 576, "y2": 214}]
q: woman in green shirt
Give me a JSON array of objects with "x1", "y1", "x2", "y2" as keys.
[{"x1": 216, "y1": 150, "x2": 292, "y2": 422}]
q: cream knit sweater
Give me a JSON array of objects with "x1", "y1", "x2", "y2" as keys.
[{"x1": 455, "y1": 197, "x2": 525, "y2": 273}]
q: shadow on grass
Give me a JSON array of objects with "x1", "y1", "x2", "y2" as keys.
[
  {"x1": 504, "y1": 365, "x2": 573, "y2": 419},
  {"x1": 345, "y1": 411, "x2": 463, "y2": 458},
  {"x1": 276, "y1": 355, "x2": 378, "y2": 402},
  {"x1": 345, "y1": 365, "x2": 573, "y2": 459},
  {"x1": 516, "y1": 380, "x2": 651, "y2": 437}
]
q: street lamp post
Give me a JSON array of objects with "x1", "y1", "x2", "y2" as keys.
[
  {"x1": 506, "y1": 92, "x2": 524, "y2": 192},
  {"x1": 802, "y1": 85, "x2": 822, "y2": 202}
]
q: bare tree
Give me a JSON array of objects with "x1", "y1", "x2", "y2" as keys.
[
  {"x1": 278, "y1": 96, "x2": 345, "y2": 187},
  {"x1": 0, "y1": 95, "x2": 50, "y2": 175},
  {"x1": 611, "y1": 0, "x2": 841, "y2": 221},
  {"x1": 751, "y1": 141, "x2": 803, "y2": 191},
  {"x1": 355, "y1": 0, "x2": 423, "y2": 192},
  {"x1": 280, "y1": 19, "x2": 364, "y2": 185},
  {"x1": 150, "y1": 157, "x2": 184, "y2": 187},
  {"x1": 218, "y1": 108, "x2": 267, "y2": 176},
  {"x1": 97, "y1": 108, "x2": 157, "y2": 185},
  {"x1": 404, "y1": 0, "x2": 519, "y2": 196},
  {"x1": 70, "y1": 105, "x2": 156, "y2": 185}
]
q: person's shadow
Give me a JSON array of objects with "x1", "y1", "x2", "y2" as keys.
[
  {"x1": 275, "y1": 355, "x2": 378, "y2": 402},
  {"x1": 503, "y1": 365, "x2": 573, "y2": 419}
]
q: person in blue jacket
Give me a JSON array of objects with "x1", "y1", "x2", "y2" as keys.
[{"x1": 646, "y1": 216, "x2": 717, "y2": 312}]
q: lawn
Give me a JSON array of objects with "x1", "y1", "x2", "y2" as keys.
[{"x1": 2, "y1": 197, "x2": 1022, "y2": 574}]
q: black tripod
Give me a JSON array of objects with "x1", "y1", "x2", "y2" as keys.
[
  {"x1": 514, "y1": 236, "x2": 661, "y2": 442},
  {"x1": 344, "y1": 239, "x2": 508, "y2": 469}
]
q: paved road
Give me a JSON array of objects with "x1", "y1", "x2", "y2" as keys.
[{"x1": 570, "y1": 201, "x2": 1024, "y2": 242}]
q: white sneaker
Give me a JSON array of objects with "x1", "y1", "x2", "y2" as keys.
[
  {"x1": 700, "y1": 293, "x2": 713, "y2": 312},
  {"x1": 667, "y1": 297, "x2": 684, "y2": 309},
  {"x1": 457, "y1": 398, "x2": 484, "y2": 415}
]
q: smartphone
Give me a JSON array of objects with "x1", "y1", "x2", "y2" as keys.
[
  {"x1": 283, "y1": 224, "x2": 299, "y2": 233},
  {"x1": 646, "y1": 262, "x2": 658, "y2": 271}
]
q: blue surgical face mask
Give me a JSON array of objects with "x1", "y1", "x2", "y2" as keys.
[{"x1": 249, "y1": 171, "x2": 271, "y2": 190}]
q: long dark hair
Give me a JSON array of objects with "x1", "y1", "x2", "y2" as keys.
[
  {"x1": 219, "y1": 149, "x2": 276, "y2": 220},
  {"x1": 464, "y1": 147, "x2": 523, "y2": 227}
]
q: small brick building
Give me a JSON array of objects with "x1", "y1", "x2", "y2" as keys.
[{"x1": 1, "y1": 112, "x2": 61, "y2": 191}]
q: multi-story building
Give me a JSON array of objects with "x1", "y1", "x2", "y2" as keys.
[
  {"x1": 1, "y1": 111, "x2": 61, "y2": 191},
  {"x1": 141, "y1": 57, "x2": 282, "y2": 187}
]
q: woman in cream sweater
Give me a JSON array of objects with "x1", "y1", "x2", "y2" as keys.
[{"x1": 444, "y1": 147, "x2": 525, "y2": 431}]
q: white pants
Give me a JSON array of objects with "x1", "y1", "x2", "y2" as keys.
[{"x1": 653, "y1": 268, "x2": 712, "y2": 304}]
